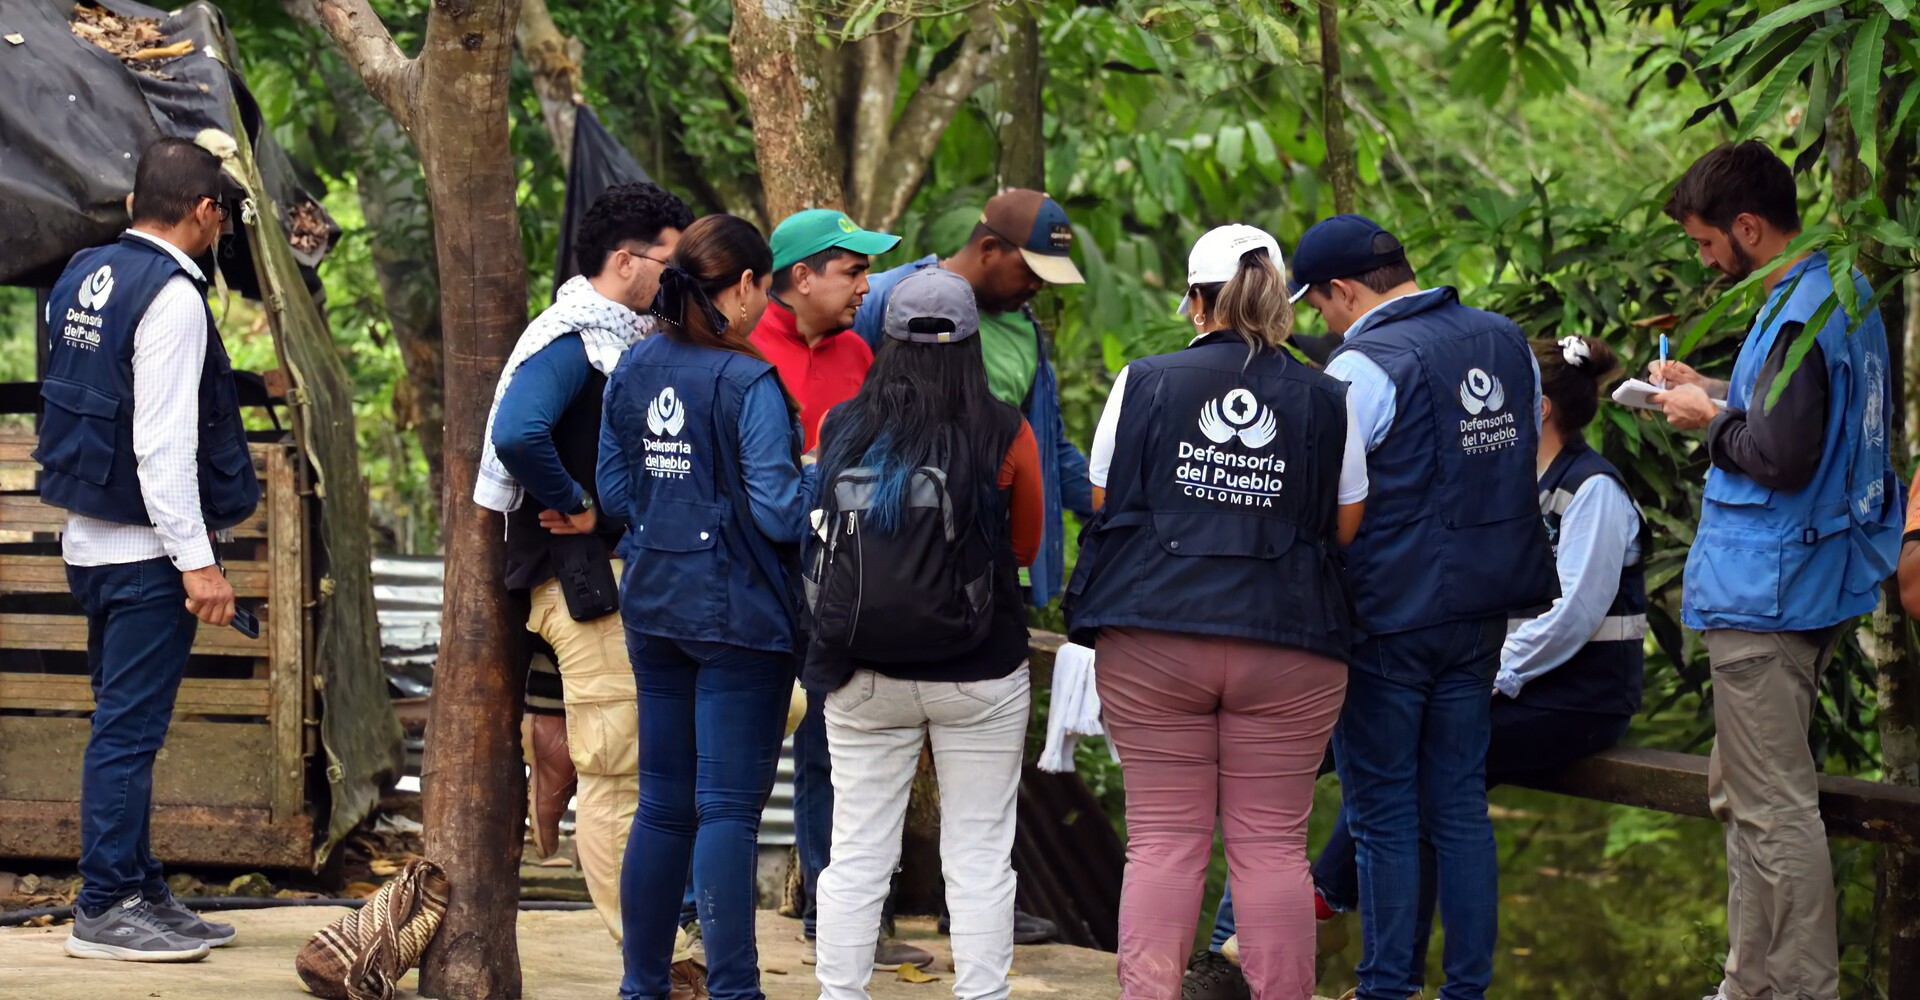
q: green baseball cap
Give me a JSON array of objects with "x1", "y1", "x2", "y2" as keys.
[{"x1": 770, "y1": 209, "x2": 900, "y2": 272}]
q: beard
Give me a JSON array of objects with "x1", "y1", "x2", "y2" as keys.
[{"x1": 1720, "y1": 240, "x2": 1757, "y2": 280}]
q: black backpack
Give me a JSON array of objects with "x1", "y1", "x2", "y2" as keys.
[{"x1": 805, "y1": 452, "x2": 999, "y2": 664}]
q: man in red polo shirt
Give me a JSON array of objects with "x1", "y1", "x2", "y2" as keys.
[{"x1": 751, "y1": 209, "x2": 900, "y2": 451}]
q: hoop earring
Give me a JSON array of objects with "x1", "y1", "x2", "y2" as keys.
[{"x1": 1192, "y1": 313, "x2": 1206, "y2": 328}]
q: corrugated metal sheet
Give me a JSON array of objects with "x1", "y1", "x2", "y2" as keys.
[{"x1": 373, "y1": 555, "x2": 796, "y2": 845}]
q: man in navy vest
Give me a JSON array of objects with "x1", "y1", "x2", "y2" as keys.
[
  {"x1": 35, "y1": 138, "x2": 260, "y2": 963},
  {"x1": 1648, "y1": 142, "x2": 1901, "y2": 1000},
  {"x1": 1292, "y1": 215, "x2": 1554, "y2": 1000}
]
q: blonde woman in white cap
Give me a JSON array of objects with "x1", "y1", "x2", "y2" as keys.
[{"x1": 1064, "y1": 224, "x2": 1369, "y2": 1000}]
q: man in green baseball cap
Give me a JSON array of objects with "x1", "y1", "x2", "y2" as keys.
[{"x1": 752, "y1": 206, "x2": 934, "y2": 973}]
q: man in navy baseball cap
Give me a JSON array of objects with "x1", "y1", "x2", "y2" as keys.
[{"x1": 1294, "y1": 210, "x2": 1553, "y2": 1000}]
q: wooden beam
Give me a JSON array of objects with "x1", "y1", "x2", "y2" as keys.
[
  {"x1": 266, "y1": 446, "x2": 307, "y2": 820},
  {"x1": 0, "y1": 494, "x2": 270, "y2": 539},
  {"x1": 1510, "y1": 744, "x2": 1920, "y2": 847},
  {"x1": 0, "y1": 799, "x2": 312, "y2": 869},
  {"x1": 0, "y1": 554, "x2": 270, "y2": 596},
  {"x1": 0, "y1": 716, "x2": 272, "y2": 808},
  {"x1": 0, "y1": 613, "x2": 269, "y2": 657},
  {"x1": 0, "y1": 673, "x2": 271, "y2": 715}
]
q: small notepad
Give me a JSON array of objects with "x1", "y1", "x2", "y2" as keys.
[{"x1": 1610, "y1": 377, "x2": 1731, "y2": 412}]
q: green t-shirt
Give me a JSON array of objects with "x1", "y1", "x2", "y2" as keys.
[{"x1": 978, "y1": 311, "x2": 1040, "y2": 408}]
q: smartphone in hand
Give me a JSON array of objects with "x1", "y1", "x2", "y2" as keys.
[{"x1": 231, "y1": 604, "x2": 261, "y2": 639}]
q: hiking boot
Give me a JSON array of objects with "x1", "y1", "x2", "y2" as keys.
[
  {"x1": 937, "y1": 909, "x2": 1059, "y2": 944},
  {"x1": 873, "y1": 938, "x2": 935, "y2": 971},
  {"x1": 1182, "y1": 949, "x2": 1250, "y2": 1000},
  {"x1": 668, "y1": 957, "x2": 708, "y2": 1000},
  {"x1": 64, "y1": 896, "x2": 211, "y2": 962},
  {"x1": 145, "y1": 892, "x2": 237, "y2": 947},
  {"x1": 525, "y1": 712, "x2": 576, "y2": 859}
]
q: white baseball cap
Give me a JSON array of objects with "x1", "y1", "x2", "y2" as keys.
[{"x1": 1178, "y1": 224, "x2": 1287, "y2": 315}]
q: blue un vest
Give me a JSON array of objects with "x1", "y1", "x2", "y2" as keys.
[
  {"x1": 1328, "y1": 288, "x2": 1555, "y2": 635},
  {"x1": 602, "y1": 334, "x2": 803, "y2": 653},
  {"x1": 1065, "y1": 332, "x2": 1353, "y2": 660},
  {"x1": 1509, "y1": 445, "x2": 1647, "y2": 717},
  {"x1": 35, "y1": 235, "x2": 260, "y2": 530},
  {"x1": 1682, "y1": 252, "x2": 1903, "y2": 632}
]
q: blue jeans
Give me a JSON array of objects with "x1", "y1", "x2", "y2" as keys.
[
  {"x1": 620, "y1": 633, "x2": 794, "y2": 1000},
  {"x1": 1333, "y1": 619, "x2": 1504, "y2": 1000},
  {"x1": 792, "y1": 686, "x2": 832, "y2": 939},
  {"x1": 67, "y1": 558, "x2": 200, "y2": 916},
  {"x1": 1312, "y1": 699, "x2": 1633, "y2": 986}
]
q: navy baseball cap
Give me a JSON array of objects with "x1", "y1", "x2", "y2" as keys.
[{"x1": 1287, "y1": 214, "x2": 1406, "y2": 302}]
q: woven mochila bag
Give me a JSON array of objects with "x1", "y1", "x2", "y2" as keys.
[{"x1": 296, "y1": 858, "x2": 450, "y2": 1000}]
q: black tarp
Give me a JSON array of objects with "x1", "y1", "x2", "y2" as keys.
[
  {"x1": 553, "y1": 105, "x2": 653, "y2": 295},
  {"x1": 0, "y1": 0, "x2": 337, "y2": 293}
]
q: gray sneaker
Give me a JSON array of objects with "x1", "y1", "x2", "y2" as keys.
[
  {"x1": 146, "y1": 892, "x2": 237, "y2": 947},
  {"x1": 65, "y1": 896, "x2": 212, "y2": 962}
]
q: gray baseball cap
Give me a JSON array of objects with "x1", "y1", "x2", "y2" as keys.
[{"x1": 882, "y1": 267, "x2": 980, "y2": 344}]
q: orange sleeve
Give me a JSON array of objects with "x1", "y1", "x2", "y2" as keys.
[
  {"x1": 998, "y1": 420, "x2": 1044, "y2": 567},
  {"x1": 1906, "y1": 474, "x2": 1920, "y2": 537}
]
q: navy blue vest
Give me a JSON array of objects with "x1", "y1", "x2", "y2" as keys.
[
  {"x1": 1065, "y1": 332, "x2": 1353, "y2": 660},
  {"x1": 1328, "y1": 289, "x2": 1555, "y2": 635},
  {"x1": 1509, "y1": 445, "x2": 1647, "y2": 717},
  {"x1": 36, "y1": 235, "x2": 260, "y2": 530},
  {"x1": 602, "y1": 334, "x2": 803, "y2": 653}
]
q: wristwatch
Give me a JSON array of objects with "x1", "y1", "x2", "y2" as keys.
[{"x1": 568, "y1": 493, "x2": 595, "y2": 517}]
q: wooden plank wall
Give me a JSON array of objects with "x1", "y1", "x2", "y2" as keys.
[{"x1": 0, "y1": 429, "x2": 313, "y2": 867}]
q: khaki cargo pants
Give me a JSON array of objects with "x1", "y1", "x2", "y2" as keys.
[
  {"x1": 1705, "y1": 627, "x2": 1842, "y2": 1000},
  {"x1": 529, "y1": 560, "x2": 637, "y2": 943}
]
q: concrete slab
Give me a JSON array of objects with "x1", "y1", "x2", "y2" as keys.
[{"x1": 0, "y1": 909, "x2": 1126, "y2": 1000}]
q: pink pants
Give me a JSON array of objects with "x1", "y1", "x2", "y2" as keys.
[{"x1": 1095, "y1": 627, "x2": 1348, "y2": 1000}]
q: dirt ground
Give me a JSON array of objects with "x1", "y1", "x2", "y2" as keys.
[{"x1": 0, "y1": 909, "x2": 1133, "y2": 1000}]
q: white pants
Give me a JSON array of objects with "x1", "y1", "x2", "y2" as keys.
[{"x1": 814, "y1": 665, "x2": 1031, "y2": 1000}]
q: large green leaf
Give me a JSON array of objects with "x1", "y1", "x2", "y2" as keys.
[
  {"x1": 1850, "y1": 13, "x2": 1890, "y2": 172},
  {"x1": 1216, "y1": 124, "x2": 1247, "y2": 175},
  {"x1": 1739, "y1": 20, "x2": 1854, "y2": 142},
  {"x1": 1700, "y1": 0, "x2": 1852, "y2": 68}
]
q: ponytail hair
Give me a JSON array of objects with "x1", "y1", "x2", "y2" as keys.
[
  {"x1": 1187, "y1": 246, "x2": 1294, "y2": 353},
  {"x1": 653, "y1": 213, "x2": 773, "y2": 362},
  {"x1": 1530, "y1": 335, "x2": 1620, "y2": 437}
]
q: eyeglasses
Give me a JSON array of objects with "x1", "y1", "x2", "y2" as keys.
[{"x1": 202, "y1": 196, "x2": 230, "y2": 222}]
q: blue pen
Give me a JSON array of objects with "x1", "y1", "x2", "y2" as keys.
[{"x1": 1657, "y1": 333, "x2": 1670, "y2": 388}]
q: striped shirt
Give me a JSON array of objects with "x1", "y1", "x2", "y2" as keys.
[{"x1": 59, "y1": 230, "x2": 217, "y2": 572}]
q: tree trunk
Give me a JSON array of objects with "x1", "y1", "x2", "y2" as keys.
[
  {"x1": 994, "y1": 3, "x2": 1045, "y2": 192},
  {"x1": 313, "y1": 0, "x2": 530, "y2": 993},
  {"x1": 730, "y1": 0, "x2": 845, "y2": 221},
  {"x1": 1317, "y1": 0, "x2": 1357, "y2": 215},
  {"x1": 516, "y1": 0, "x2": 583, "y2": 167}
]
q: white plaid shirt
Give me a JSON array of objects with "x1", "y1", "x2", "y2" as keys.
[{"x1": 60, "y1": 231, "x2": 217, "y2": 572}]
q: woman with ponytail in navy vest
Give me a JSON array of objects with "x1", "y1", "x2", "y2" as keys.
[
  {"x1": 597, "y1": 214, "x2": 804, "y2": 1000},
  {"x1": 1301, "y1": 334, "x2": 1647, "y2": 994},
  {"x1": 1066, "y1": 225, "x2": 1369, "y2": 1000}
]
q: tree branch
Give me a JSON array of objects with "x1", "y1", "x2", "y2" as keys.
[
  {"x1": 312, "y1": 0, "x2": 417, "y2": 129},
  {"x1": 516, "y1": 0, "x2": 584, "y2": 166},
  {"x1": 871, "y1": 2, "x2": 999, "y2": 230},
  {"x1": 848, "y1": 19, "x2": 912, "y2": 223}
]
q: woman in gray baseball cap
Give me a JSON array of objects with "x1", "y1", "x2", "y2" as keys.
[{"x1": 803, "y1": 267, "x2": 1044, "y2": 1000}]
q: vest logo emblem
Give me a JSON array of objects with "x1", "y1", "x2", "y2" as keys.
[
  {"x1": 1458, "y1": 368, "x2": 1505, "y2": 415},
  {"x1": 646, "y1": 386, "x2": 686, "y2": 436},
  {"x1": 76, "y1": 265, "x2": 115, "y2": 311},
  {"x1": 1198, "y1": 389, "x2": 1277, "y2": 449}
]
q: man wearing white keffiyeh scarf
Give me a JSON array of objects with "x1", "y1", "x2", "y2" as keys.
[{"x1": 475, "y1": 182, "x2": 693, "y2": 951}]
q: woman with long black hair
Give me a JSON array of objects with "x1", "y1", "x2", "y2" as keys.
[
  {"x1": 805, "y1": 267, "x2": 1044, "y2": 1000},
  {"x1": 596, "y1": 213, "x2": 802, "y2": 1000}
]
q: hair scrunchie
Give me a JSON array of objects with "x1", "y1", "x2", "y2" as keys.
[
  {"x1": 1558, "y1": 335, "x2": 1592, "y2": 370},
  {"x1": 652, "y1": 265, "x2": 729, "y2": 334}
]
